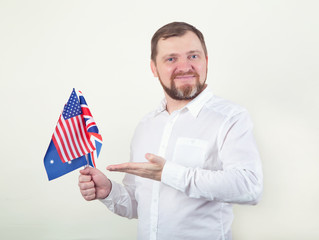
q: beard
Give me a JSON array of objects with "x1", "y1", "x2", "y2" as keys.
[{"x1": 158, "y1": 70, "x2": 206, "y2": 100}]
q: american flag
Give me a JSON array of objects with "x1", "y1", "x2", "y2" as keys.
[{"x1": 52, "y1": 89, "x2": 95, "y2": 163}]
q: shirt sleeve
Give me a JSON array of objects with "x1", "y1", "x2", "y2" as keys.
[
  {"x1": 99, "y1": 173, "x2": 138, "y2": 219},
  {"x1": 161, "y1": 111, "x2": 263, "y2": 204},
  {"x1": 99, "y1": 139, "x2": 138, "y2": 219}
]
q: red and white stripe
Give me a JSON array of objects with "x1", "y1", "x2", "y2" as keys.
[{"x1": 52, "y1": 114, "x2": 95, "y2": 163}]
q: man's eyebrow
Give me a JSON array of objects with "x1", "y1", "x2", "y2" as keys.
[
  {"x1": 160, "y1": 50, "x2": 204, "y2": 61},
  {"x1": 187, "y1": 50, "x2": 202, "y2": 54}
]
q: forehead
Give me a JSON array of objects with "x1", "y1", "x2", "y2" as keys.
[{"x1": 156, "y1": 31, "x2": 204, "y2": 56}]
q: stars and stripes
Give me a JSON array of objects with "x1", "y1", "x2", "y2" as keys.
[{"x1": 52, "y1": 89, "x2": 95, "y2": 163}]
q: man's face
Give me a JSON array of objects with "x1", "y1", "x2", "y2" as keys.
[{"x1": 151, "y1": 31, "x2": 208, "y2": 100}]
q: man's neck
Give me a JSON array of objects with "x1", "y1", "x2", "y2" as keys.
[
  {"x1": 165, "y1": 95, "x2": 191, "y2": 114},
  {"x1": 164, "y1": 85, "x2": 207, "y2": 114}
]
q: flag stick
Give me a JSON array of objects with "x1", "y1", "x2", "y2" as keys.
[{"x1": 84, "y1": 154, "x2": 90, "y2": 168}]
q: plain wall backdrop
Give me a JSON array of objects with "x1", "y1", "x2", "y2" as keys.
[{"x1": 1, "y1": 0, "x2": 318, "y2": 239}]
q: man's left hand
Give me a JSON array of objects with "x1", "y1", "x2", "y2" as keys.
[{"x1": 106, "y1": 153, "x2": 165, "y2": 181}]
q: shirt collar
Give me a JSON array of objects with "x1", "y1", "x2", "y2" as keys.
[
  {"x1": 185, "y1": 87, "x2": 213, "y2": 118},
  {"x1": 153, "y1": 87, "x2": 213, "y2": 118},
  {"x1": 153, "y1": 98, "x2": 168, "y2": 116}
]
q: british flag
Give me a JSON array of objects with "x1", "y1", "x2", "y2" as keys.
[{"x1": 79, "y1": 91, "x2": 103, "y2": 167}]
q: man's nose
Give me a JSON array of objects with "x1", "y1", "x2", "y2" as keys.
[{"x1": 176, "y1": 58, "x2": 192, "y2": 73}]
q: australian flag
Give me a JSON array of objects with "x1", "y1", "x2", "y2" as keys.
[{"x1": 44, "y1": 89, "x2": 103, "y2": 180}]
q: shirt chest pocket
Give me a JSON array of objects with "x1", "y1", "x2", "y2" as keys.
[{"x1": 172, "y1": 138, "x2": 208, "y2": 168}]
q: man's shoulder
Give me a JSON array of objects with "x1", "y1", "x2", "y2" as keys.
[
  {"x1": 139, "y1": 111, "x2": 156, "y2": 122},
  {"x1": 205, "y1": 95, "x2": 248, "y2": 119},
  {"x1": 134, "y1": 109, "x2": 158, "y2": 127}
]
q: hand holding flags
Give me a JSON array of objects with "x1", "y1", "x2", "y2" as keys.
[{"x1": 44, "y1": 89, "x2": 102, "y2": 180}]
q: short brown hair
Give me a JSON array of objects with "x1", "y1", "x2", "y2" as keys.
[{"x1": 151, "y1": 22, "x2": 207, "y2": 63}]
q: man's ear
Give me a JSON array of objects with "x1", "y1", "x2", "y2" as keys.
[{"x1": 150, "y1": 60, "x2": 158, "y2": 77}]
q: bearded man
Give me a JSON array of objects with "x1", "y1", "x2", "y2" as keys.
[{"x1": 79, "y1": 22, "x2": 263, "y2": 240}]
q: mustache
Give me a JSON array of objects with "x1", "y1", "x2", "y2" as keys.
[{"x1": 171, "y1": 70, "x2": 200, "y2": 80}]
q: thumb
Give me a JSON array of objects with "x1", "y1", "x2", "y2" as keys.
[
  {"x1": 145, "y1": 153, "x2": 163, "y2": 164},
  {"x1": 79, "y1": 166, "x2": 93, "y2": 175}
]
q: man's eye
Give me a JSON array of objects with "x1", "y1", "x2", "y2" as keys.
[
  {"x1": 167, "y1": 57, "x2": 174, "y2": 62},
  {"x1": 190, "y1": 55, "x2": 198, "y2": 59}
]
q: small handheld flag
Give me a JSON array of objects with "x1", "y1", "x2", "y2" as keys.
[{"x1": 44, "y1": 89, "x2": 102, "y2": 180}]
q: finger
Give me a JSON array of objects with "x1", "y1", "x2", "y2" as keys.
[
  {"x1": 79, "y1": 174, "x2": 92, "y2": 183},
  {"x1": 111, "y1": 162, "x2": 134, "y2": 170},
  {"x1": 80, "y1": 167, "x2": 90, "y2": 175},
  {"x1": 145, "y1": 153, "x2": 165, "y2": 164},
  {"x1": 78, "y1": 181, "x2": 95, "y2": 190},
  {"x1": 81, "y1": 188, "x2": 96, "y2": 197},
  {"x1": 107, "y1": 162, "x2": 146, "y2": 171},
  {"x1": 145, "y1": 153, "x2": 158, "y2": 163},
  {"x1": 109, "y1": 165, "x2": 150, "y2": 176},
  {"x1": 83, "y1": 193, "x2": 96, "y2": 201}
]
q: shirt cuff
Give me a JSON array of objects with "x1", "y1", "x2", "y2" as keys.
[
  {"x1": 161, "y1": 161, "x2": 188, "y2": 192},
  {"x1": 99, "y1": 179, "x2": 119, "y2": 208}
]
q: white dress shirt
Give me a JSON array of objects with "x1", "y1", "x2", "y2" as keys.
[{"x1": 101, "y1": 87, "x2": 263, "y2": 240}]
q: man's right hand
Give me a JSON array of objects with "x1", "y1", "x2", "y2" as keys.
[{"x1": 78, "y1": 167, "x2": 112, "y2": 201}]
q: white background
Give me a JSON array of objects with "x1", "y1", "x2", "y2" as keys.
[{"x1": 1, "y1": 0, "x2": 318, "y2": 239}]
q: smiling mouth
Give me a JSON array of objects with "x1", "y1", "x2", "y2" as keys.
[
  {"x1": 171, "y1": 70, "x2": 199, "y2": 84},
  {"x1": 174, "y1": 75, "x2": 196, "y2": 84},
  {"x1": 174, "y1": 75, "x2": 195, "y2": 79}
]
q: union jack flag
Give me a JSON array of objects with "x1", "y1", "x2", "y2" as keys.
[
  {"x1": 79, "y1": 91, "x2": 103, "y2": 167},
  {"x1": 44, "y1": 89, "x2": 102, "y2": 180}
]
